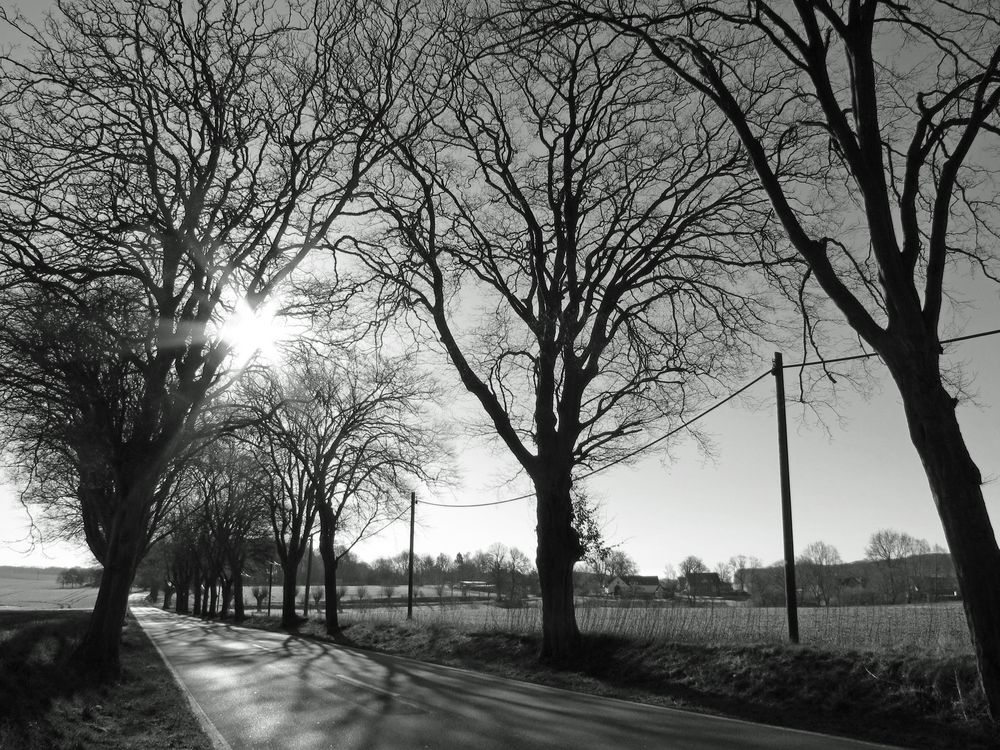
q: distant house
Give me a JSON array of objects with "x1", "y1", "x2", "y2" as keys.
[
  {"x1": 678, "y1": 572, "x2": 728, "y2": 598},
  {"x1": 457, "y1": 580, "x2": 495, "y2": 598},
  {"x1": 606, "y1": 575, "x2": 663, "y2": 598},
  {"x1": 909, "y1": 576, "x2": 960, "y2": 602}
]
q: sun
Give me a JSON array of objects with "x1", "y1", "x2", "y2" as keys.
[{"x1": 221, "y1": 298, "x2": 288, "y2": 366}]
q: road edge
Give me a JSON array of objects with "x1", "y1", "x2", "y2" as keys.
[{"x1": 131, "y1": 605, "x2": 232, "y2": 750}]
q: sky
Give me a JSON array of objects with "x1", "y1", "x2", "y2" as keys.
[
  {"x1": 343, "y1": 283, "x2": 1000, "y2": 575},
  {"x1": 4, "y1": 310, "x2": 997, "y2": 575},
  {"x1": 1, "y1": 1, "x2": 998, "y2": 578}
]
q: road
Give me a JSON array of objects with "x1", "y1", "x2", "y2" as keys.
[{"x1": 133, "y1": 606, "x2": 899, "y2": 750}]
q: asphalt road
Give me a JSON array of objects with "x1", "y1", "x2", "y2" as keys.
[{"x1": 133, "y1": 606, "x2": 900, "y2": 750}]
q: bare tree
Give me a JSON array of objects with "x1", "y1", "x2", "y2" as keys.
[
  {"x1": 507, "y1": 547, "x2": 535, "y2": 604},
  {"x1": 798, "y1": 540, "x2": 843, "y2": 606},
  {"x1": 729, "y1": 554, "x2": 762, "y2": 594},
  {"x1": 243, "y1": 347, "x2": 447, "y2": 632},
  {"x1": 188, "y1": 440, "x2": 271, "y2": 621},
  {"x1": 355, "y1": 10, "x2": 776, "y2": 660},
  {"x1": 558, "y1": 0, "x2": 1000, "y2": 716},
  {"x1": 713, "y1": 560, "x2": 733, "y2": 585},
  {"x1": 251, "y1": 586, "x2": 268, "y2": 612},
  {"x1": 678, "y1": 554, "x2": 708, "y2": 603},
  {"x1": 679, "y1": 555, "x2": 708, "y2": 578},
  {"x1": 866, "y1": 528, "x2": 918, "y2": 604},
  {"x1": 604, "y1": 550, "x2": 640, "y2": 585},
  {"x1": 485, "y1": 543, "x2": 511, "y2": 602},
  {"x1": 245, "y1": 396, "x2": 320, "y2": 629},
  {"x1": 0, "y1": 0, "x2": 403, "y2": 676}
]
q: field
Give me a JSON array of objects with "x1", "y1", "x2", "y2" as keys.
[
  {"x1": 0, "y1": 568, "x2": 99, "y2": 610},
  {"x1": 323, "y1": 598, "x2": 973, "y2": 656}
]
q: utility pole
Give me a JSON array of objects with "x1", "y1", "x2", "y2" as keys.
[
  {"x1": 267, "y1": 562, "x2": 274, "y2": 617},
  {"x1": 407, "y1": 491, "x2": 416, "y2": 620},
  {"x1": 773, "y1": 352, "x2": 799, "y2": 644}
]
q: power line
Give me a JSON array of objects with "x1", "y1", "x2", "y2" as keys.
[
  {"x1": 417, "y1": 326, "x2": 1000, "y2": 511},
  {"x1": 362, "y1": 506, "x2": 411, "y2": 537},
  {"x1": 420, "y1": 492, "x2": 534, "y2": 508},
  {"x1": 939, "y1": 327, "x2": 1000, "y2": 345},
  {"x1": 418, "y1": 370, "x2": 771, "y2": 509},
  {"x1": 783, "y1": 327, "x2": 1000, "y2": 369},
  {"x1": 576, "y1": 370, "x2": 772, "y2": 480}
]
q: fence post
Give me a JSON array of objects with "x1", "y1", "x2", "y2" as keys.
[{"x1": 773, "y1": 352, "x2": 799, "y2": 644}]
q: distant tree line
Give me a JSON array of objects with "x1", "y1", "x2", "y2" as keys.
[
  {"x1": 670, "y1": 528, "x2": 956, "y2": 607},
  {"x1": 139, "y1": 540, "x2": 541, "y2": 613},
  {"x1": 57, "y1": 567, "x2": 101, "y2": 588},
  {"x1": 335, "y1": 544, "x2": 539, "y2": 605}
]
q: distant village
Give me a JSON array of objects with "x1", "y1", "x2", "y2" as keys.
[{"x1": 576, "y1": 551, "x2": 958, "y2": 608}]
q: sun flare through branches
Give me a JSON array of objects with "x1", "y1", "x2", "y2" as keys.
[{"x1": 220, "y1": 299, "x2": 294, "y2": 368}]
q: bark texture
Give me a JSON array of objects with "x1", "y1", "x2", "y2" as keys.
[
  {"x1": 534, "y1": 473, "x2": 582, "y2": 660},
  {"x1": 887, "y1": 352, "x2": 1000, "y2": 718},
  {"x1": 318, "y1": 508, "x2": 341, "y2": 634}
]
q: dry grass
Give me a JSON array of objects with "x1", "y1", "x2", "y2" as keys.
[
  {"x1": 324, "y1": 598, "x2": 973, "y2": 657},
  {"x1": 0, "y1": 610, "x2": 211, "y2": 750}
]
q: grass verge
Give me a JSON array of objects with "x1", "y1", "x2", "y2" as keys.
[
  {"x1": 0, "y1": 610, "x2": 212, "y2": 750},
  {"x1": 240, "y1": 612, "x2": 999, "y2": 749}
]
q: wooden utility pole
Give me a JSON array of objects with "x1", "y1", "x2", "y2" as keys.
[
  {"x1": 407, "y1": 491, "x2": 416, "y2": 620},
  {"x1": 267, "y1": 562, "x2": 274, "y2": 617},
  {"x1": 773, "y1": 352, "x2": 799, "y2": 644}
]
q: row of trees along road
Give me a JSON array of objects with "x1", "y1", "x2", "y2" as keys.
[
  {"x1": 534, "y1": 0, "x2": 1000, "y2": 716},
  {"x1": 0, "y1": 0, "x2": 421, "y2": 676},
  {"x1": 242, "y1": 349, "x2": 447, "y2": 632},
  {"x1": 133, "y1": 342, "x2": 449, "y2": 631},
  {"x1": 1, "y1": 0, "x2": 999, "y2": 719}
]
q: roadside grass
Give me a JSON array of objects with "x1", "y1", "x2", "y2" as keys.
[
  {"x1": 0, "y1": 610, "x2": 211, "y2": 750},
  {"x1": 310, "y1": 598, "x2": 976, "y2": 656},
  {"x1": 239, "y1": 609, "x2": 999, "y2": 750}
]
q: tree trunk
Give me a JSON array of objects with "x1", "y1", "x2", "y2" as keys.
[
  {"x1": 280, "y1": 559, "x2": 302, "y2": 629},
  {"x1": 220, "y1": 576, "x2": 233, "y2": 619},
  {"x1": 206, "y1": 576, "x2": 218, "y2": 618},
  {"x1": 534, "y1": 472, "x2": 582, "y2": 661},
  {"x1": 317, "y1": 507, "x2": 340, "y2": 634},
  {"x1": 172, "y1": 560, "x2": 193, "y2": 614},
  {"x1": 192, "y1": 579, "x2": 202, "y2": 616},
  {"x1": 72, "y1": 504, "x2": 143, "y2": 679},
  {"x1": 233, "y1": 565, "x2": 245, "y2": 622},
  {"x1": 890, "y1": 357, "x2": 1000, "y2": 719}
]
